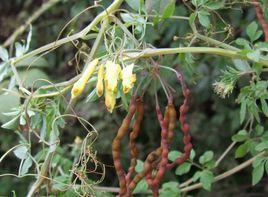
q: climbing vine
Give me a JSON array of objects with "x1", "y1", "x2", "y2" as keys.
[{"x1": 0, "y1": 0, "x2": 268, "y2": 196}]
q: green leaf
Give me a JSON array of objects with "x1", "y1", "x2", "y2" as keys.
[
  {"x1": 198, "y1": 10, "x2": 210, "y2": 28},
  {"x1": 200, "y1": 170, "x2": 214, "y2": 191},
  {"x1": 192, "y1": 171, "x2": 202, "y2": 182},
  {"x1": 252, "y1": 156, "x2": 266, "y2": 168},
  {"x1": 0, "y1": 91, "x2": 20, "y2": 123},
  {"x1": 162, "y1": 0, "x2": 175, "y2": 19},
  {"x1": 190, "y1": 149, "x2": 196, "y2": 160},
  {"x1": 15, "y1": 42, "x2": 25, "y2": 57},
  {"x1": 52, "y1": 176, "x2": 70, "y2": 191},
  {"x1": 232, "y1": 130, "x2": 249, "y2": 142},
  {"x1": 192, "y1": 0, "x2": 202, "y2": 7},
  {"x1": 86, "y1": 89, "x2": 98, "y2": 102},
  {"x1": 13, "y1": 145, "x2": 28, "y2": 159},
  {"x1": 199, "y1": 151, "x2": 214, "y2": 164},
  {"x1": 252, "y1": 163, "x2": 264, "y2": 185},
  {"x1": 265, "y1": 160, "x2": 268, "y2": 175},
  {"x1": 260, "y1": 99, "x2": 268, "y2": 117},
  {"x1": 205, "y1": 2, "x2": 223, "y2": 10},
  {"x1": 125, "y1": 0, "x2": 143, "y2": 11},
  {"x1": 133, "y1": 179, "x2": 148, "y2": 194},
  {"x1": 246, "y1": 21, "x2": 259, "y2": 42},
  {"x1": 0, "y1": 62, "x2": 10, "y2": 83},
  {"x1": 235, "y1": 142, "x2": 249, "y2": 158},
  {"x1": 20, "y1": 155, "x2": 33, "y2": 176},
  {"x1": 189, "y1": 12, "x2": 197, "y2": 29},
  {"x1": 233, "y1": 59, "x2": 251, "y2": 72},
  {"x1": 247, "y1": 50, "x2": 261, "y2": 62},
  {"x1": 135, "y1": 160, "x2": 144, "y2": 173},
  {"x1": 255, "y1": 141, "x2": 268, "y2": 152},
  {"x1": 0, "y1": 46, "x2": 9, "y2": 61},
  {"x1": 175, "y1": 162, "x2": 191, "y2": 175},
  {"x1": 168, "y1": 151, "x2": 182, "y2": 161},
  {"x1": 255, "y1": 125, "x2": 264, "y2": 136},
  {"x1": 19, "y1": 69, "x2": 49, "y2": 88},
  {"x1": 1, "y1": 115, "x2": 20, "y2": 130},
  {"x1": 160, "y1": 182, "x2": 180, "y2": 197}
]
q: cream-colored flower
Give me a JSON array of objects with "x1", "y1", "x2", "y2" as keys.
[
  {"x1": 121, "y1": 64, "x2": 136, "y2": 93},
  {"x1": 105, "y1": 61, "x2": 121, "y2": 92},
  {"x1": 96, "y1": 64, "x2": 105, "y2": 97},
  {"x1": 71, "y1": 59, "x2": 99, "y2": 99},
  {"x1": 105, "y1": 87, "x2": 117, "y2": 113}
]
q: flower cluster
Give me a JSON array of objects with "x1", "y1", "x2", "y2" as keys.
[
  {"x1": 71, "y1": 59, "x2": 136, "y2": 113},
  {"x1": 97, "y1": 61, "x2": 136, "y2": 113}
]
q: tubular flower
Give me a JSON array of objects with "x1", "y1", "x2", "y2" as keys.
[
  {"x1": 121, "y1": 64, "x2": 136, "y2": 93},
  {"x1": 71, "y1": 59, "x2": 99, "y2": 99},
  {"x1": 105, "y1": 81, "x2": 117, "y2": 113},
  {"x1": 105, "y1": 61, "x2": 121, "y2": 92},
  {"x1": 96, "y1": 64, "x2": 105, "y2": 97}
]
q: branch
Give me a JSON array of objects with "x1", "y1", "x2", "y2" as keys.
[
  {"x1": 90, "y1": 152, "x2": 265, "y2": 194},
  {"x1": 3, "y1": 0, "x2": 61, "y2": 47},
  {"x1": 26, "y1": 152, "x2": 54, "y2": 197},
  {"x1": 252, "y1": 0, "x2": 268, "y2": 41},
  {"x1": 12, "y1": 0, "x2": 124, "y2": 65},
  {"x1": 180, "y1": 152, "x2": 265, "y2": 193},
  {"x1": 123, "y1": 47, "x2": 268, "y2": 66}
]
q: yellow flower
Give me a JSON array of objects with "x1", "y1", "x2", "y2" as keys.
[
  {"x1": 121, "y1": 63, "x2": 136, "y2": 93},
  {"x1": 71, "y1": 59, "x2": 99, "y2": 99},
  {"x1": 105, "y1": 61, "x2": 121, "y2": 92},
  {"x1": 96, "y1": 64, "x2": 105, "y2": 97},
  {"x1": 105, "y1": 84, "x2": 117, "y2": 113}
]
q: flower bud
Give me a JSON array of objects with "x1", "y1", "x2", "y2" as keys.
[{"x1": 71, "y1": 59, "x2": 99, "y2": 99}]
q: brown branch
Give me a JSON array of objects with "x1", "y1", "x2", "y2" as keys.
[{"x1": 252, "y1": 0, "x2": 268, "y2": 41}]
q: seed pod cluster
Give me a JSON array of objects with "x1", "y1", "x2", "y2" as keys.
[{"x1": 112, "y1": 68, "x2": 192, "y2": 197}]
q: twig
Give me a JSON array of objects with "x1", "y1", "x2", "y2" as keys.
[
  {"x1": 180, "y1": 152, "x2": 265, "y2": 193},
  {"x1": 26, "y1": 152, "x2": 54, "y2": 197},
  {"x1": 12, "y1": 0, "x2": 124, "y2": 65},
  {"x1": 215, "y1": 141, "x2": 236, "y2": 167},
  {"x1": 3, "y1": 0, "x2": 61, "y2": 47},
  {"x1": 252, "y1": 0, "x2": 268, "y2": 41}
]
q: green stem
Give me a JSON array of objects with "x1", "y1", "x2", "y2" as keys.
[
  {"x1": 195, "y1": 33, "x2": 239, "y2": 51},
  {"x1": 123, "y1": 47, "x2": 268, "y2": 66}
]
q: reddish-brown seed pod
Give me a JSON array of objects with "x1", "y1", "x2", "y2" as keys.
[
  {"x1": 126, "y1": 98, "x2": 144, "y2": 186},
  {"x1": 167, "y1": 70, "x2": 193, "y2": 170},
  {"x1": 112, "y1": 95, "x2": 137, "y2": 196}
]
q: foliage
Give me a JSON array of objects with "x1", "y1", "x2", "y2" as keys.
[{"x1": 0, "y1": 0, "x2": 268, "y2": 196}]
